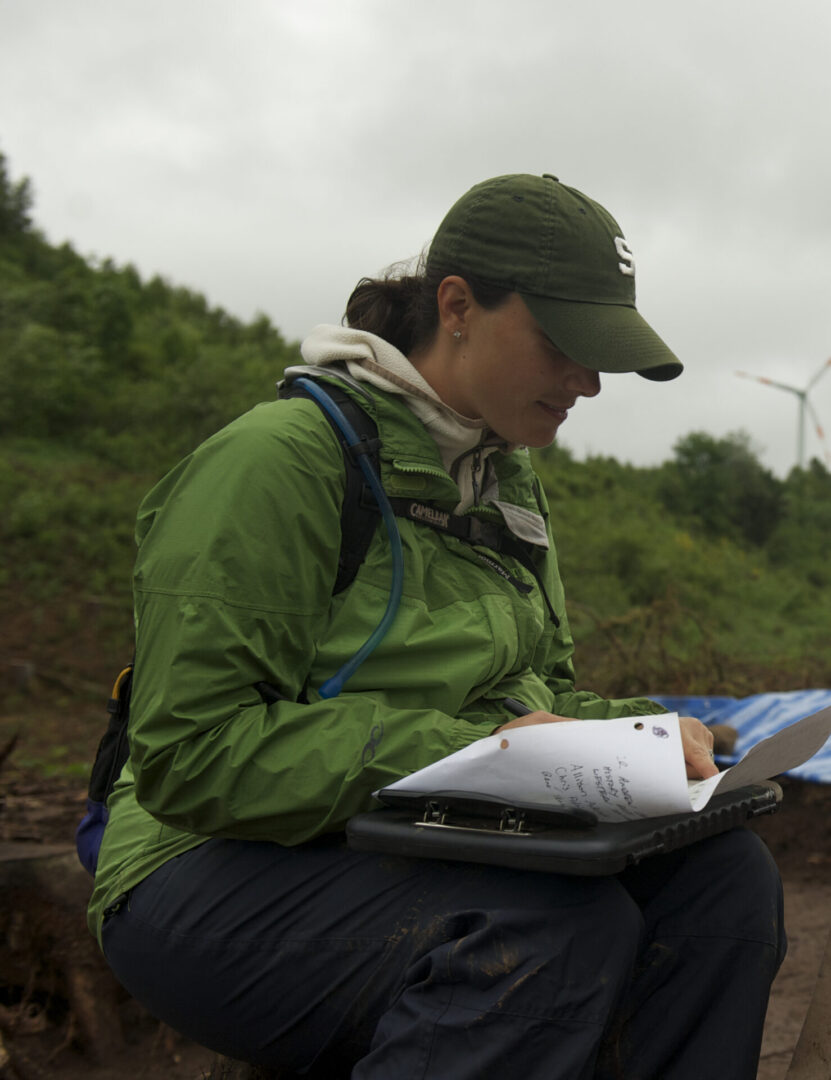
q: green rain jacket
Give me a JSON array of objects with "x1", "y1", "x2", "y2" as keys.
[{"x1": 88, "y1": 374, "x2": 663, "y2": 944}]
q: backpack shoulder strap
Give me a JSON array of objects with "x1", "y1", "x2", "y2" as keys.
[{"x1": 280, "y1": 373, "x2": 381, "y2": 594}]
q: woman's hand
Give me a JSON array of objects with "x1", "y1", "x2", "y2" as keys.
[
  {"x1": 680, "y1": 715, "x2": 718, "y2": 779},
  {"x1": 492, "y1": 710, "x2": 574, "y2": 735}
]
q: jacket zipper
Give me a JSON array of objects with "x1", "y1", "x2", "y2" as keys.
[{"x1": 392, "y1": 462, "x2": 451, "y2": 481}]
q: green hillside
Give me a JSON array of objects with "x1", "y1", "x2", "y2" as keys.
[{"x1": 1, "y1": 149, "x2": 829, "y2": 775}]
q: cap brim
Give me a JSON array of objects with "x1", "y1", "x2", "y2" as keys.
[{"x1": 520, "y1": 293, "x2": 683, "y2": 382}]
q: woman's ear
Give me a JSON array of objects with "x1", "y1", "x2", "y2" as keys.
[{"x1": 435, "y1": 276, "x2": 475, "y2": 338}]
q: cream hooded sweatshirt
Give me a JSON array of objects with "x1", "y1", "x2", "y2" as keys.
[{"x1": 299, "y1": 324, "x2": 548, "y2": 548}]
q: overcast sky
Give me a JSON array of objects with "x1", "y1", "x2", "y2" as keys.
[{"x1": 2, "y1": 0, "x2": 830, "y2": 476}]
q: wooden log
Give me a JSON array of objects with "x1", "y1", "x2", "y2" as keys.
[
  {"x1": 0, "y1": 842, "x2": 125, "y2": 1062},
  {"x1": 0, "y1": 846, "x2": 337, "y2": 1078}
]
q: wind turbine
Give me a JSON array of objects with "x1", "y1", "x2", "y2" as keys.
[{"x1": 735, "y1": 358, "x2": 831, "y2": 470}]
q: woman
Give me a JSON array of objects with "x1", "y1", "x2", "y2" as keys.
[{"x1": 89, "y1": 173, "x2": 785, "y2": 1079}]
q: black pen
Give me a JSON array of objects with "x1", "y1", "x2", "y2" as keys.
[{"x1": 502, "y1": 697, "x2": 533, "y2": 717}]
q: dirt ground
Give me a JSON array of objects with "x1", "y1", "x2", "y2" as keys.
[
  {"x1": 1, "y1": 739, "x2": 829, "y2": 1079},
  {"x1": 749, "y1": 781, "x2": 831, "y2": 1080}
]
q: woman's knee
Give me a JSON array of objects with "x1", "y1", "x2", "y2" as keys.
[
  {"x1": 632, "y1": 828, "x2": 786, "y2": 960},
  {"x1": 395, "y1": 873, "x2": 645, "y2": 1025}
]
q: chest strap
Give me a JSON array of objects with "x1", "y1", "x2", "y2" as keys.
[{"x1": 385, "y1": 496, "x2": 560, "y2": 627}]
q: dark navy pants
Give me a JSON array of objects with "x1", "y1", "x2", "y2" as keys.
[{"x1": 102, "y1": 828, "x2": 785, "y2": 1079}]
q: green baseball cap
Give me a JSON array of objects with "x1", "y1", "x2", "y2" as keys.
[{"x1": 426, "y1": 173, "x2": 682, "y2": 381}]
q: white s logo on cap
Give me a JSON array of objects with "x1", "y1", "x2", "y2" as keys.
[{"x1": 615, "y1": 236, "x2": 635, "y2": 277}]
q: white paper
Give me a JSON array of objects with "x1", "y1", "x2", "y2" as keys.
[{"x1": 381, "y1": 706, "x2": 831, "y2": 823}]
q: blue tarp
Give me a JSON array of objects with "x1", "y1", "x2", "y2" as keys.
[{"x1": 650, "y1": 690, "x2": 831, "y2": 785}]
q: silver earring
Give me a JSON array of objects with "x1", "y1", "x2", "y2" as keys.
[{"x1": 453, "y1": 330, "x2": 462, "y2": 340}]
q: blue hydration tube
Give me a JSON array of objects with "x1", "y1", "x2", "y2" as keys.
[{"x1": 293, "y1": 377, "x2": 404, "y2": 699}]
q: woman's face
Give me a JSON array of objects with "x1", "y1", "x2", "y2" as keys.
[{"x1": 442, "y1": 292, "x2": 602, "y2": 447}]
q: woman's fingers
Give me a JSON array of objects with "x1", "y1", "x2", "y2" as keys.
[{"x1": 679, "y1": 715, "x2": 719, "y2": 779}]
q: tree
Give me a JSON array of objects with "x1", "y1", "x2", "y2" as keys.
[
  {"x1": 658, "y1": 431, "x2": 783, "y2": 547},
  {"x1": 0, "y1": 151, "x2": 34, "y2": 236},
  {"x1": 766, "y1": 458, "x2": 831, "y2": 585}
]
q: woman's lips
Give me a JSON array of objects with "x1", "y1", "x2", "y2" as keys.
[{"x1": 538, "y1": 402, "x2": 569, "y2": 421}]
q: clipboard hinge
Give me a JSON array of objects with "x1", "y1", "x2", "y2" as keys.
[
  {"x1": 424, "y1": 799, "x2": 445, "y2": 825},
  {"x1": 420, "y1": 800, "x2": 532, "y2": 835},
  {"x1": 498, "y1": 807, "x2": 526, "y2": 832}
]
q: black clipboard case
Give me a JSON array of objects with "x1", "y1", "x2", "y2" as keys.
[{"x1": 346, "y1": 781, "x2": 782, "y2": 876}]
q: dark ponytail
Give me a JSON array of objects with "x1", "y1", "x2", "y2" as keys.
[{"x1": 344, "y1": 256, "x2": 511, "y2": 356}]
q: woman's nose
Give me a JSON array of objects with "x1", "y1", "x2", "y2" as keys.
[{"x1": 571, "y1": 365, "x2": 601, "y2": 398}]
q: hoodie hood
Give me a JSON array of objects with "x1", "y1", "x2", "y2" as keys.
[{"x1": 300, "y1": 325, "x2": 493, "y2": 468}]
